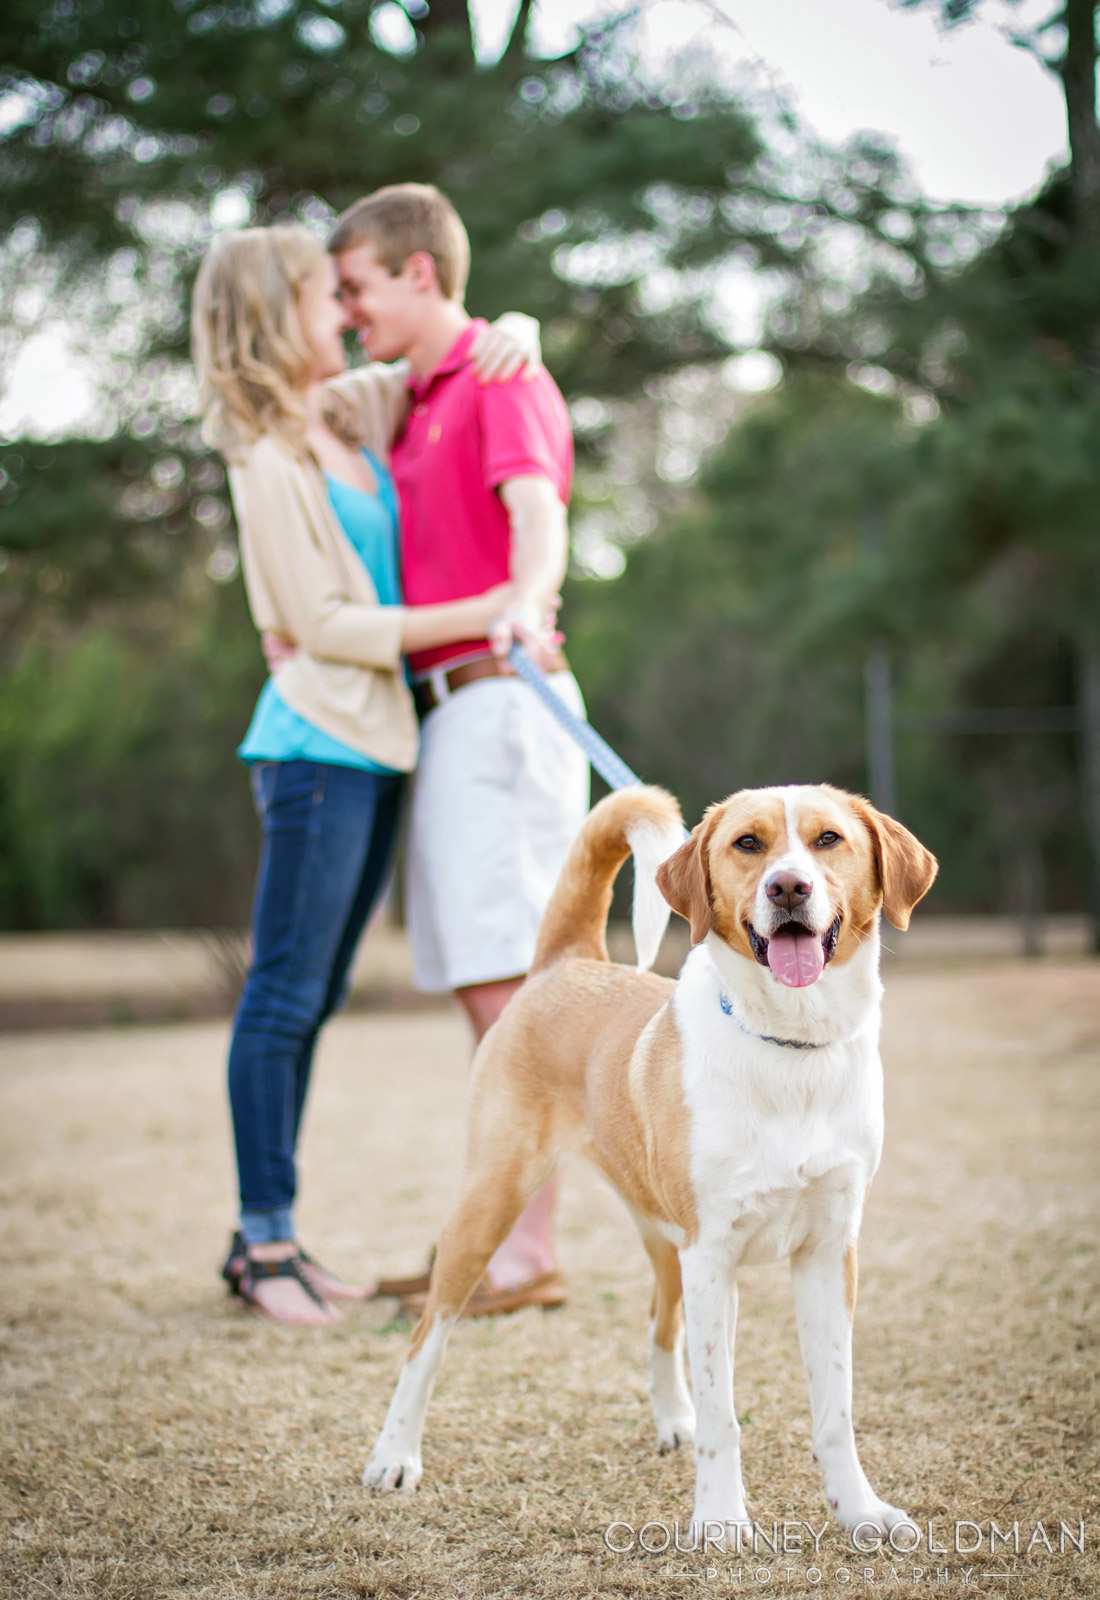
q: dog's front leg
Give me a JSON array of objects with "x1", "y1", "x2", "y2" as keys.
[
  {"x1": 791, "y1": 1237, "x2": 916, "y2": 1540},
  {"x1": 679, "y1": 1244, "x2": 750, "y2": 1548}
]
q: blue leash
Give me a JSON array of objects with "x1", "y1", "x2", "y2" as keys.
[{"x1": 507, "y1": 643, "x2": 643, "y2": 792}]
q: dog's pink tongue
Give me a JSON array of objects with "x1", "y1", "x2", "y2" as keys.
[{"x1": 766, "y1": 926, "x2": 825, "y2": 988}]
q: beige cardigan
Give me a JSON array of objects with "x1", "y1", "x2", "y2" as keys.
[{"x1": 228, "y1": 362, "x2": 418, "y2": 772}]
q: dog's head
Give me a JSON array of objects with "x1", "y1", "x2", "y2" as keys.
[{"x1": 656, "y1": 785, "x2": 938, "y2": 989}]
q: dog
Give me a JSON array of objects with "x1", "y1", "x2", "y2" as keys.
[{"x1": 363, "y1": 783, "x2": 937, "y2": 1540}]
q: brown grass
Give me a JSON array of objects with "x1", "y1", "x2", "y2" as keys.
[{"x1": 1, "y1": 956, "x2": 1097, "y2": 1599}]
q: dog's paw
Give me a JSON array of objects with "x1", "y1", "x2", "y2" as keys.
[
  {"x1": 689, "y1": 1515, "x2": 752, "y2": 1554},
  {"x1": 831, "y1": 1494, "x2": 919, "y2": 1545},
  {"x1": 362, "y1": 1446, "x2": 422, "y2": 1493},
  {"x1": 655, "y1": 1410, "x2": 695, "y2": 1454}
]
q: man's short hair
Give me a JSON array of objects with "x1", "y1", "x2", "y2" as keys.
[{"x1": 328, "y1": 183, "x2": 470, "y2": 303}]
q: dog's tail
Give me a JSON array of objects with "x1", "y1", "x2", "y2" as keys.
[{"x1": 530, "y1": 786, "x2": 685, "y2": 975}]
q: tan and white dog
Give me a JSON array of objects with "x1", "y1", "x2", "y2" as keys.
[{"x1": 364, "y1": 783, "x2": 937, "y2": 1540}]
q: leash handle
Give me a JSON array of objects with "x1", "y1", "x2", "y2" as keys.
[{"x1": 506, "y1": 642, "x2": 643, "y2": 792}]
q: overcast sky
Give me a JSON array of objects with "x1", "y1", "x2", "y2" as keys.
[{"x1": 479, "y1": 0, "x2": 1068, "y2": 207}]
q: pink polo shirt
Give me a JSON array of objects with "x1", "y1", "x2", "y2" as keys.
[{"x1": 391, "y1": 319, "x2": 573, "y2": 675}]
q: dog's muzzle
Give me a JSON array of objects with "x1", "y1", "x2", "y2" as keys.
[{"x1": 747, "y1": 915, "x2": 842, "y2": 988}]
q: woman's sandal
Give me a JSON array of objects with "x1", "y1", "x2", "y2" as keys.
[
  {"x1": 238, "y1": 1251, "x2": 333, "y2": 1318},
  {"x1": 220, "y1": 1230, "x2": 247, "y2": 1298},
  {"x1": 220, "y1": 1232, "x2": 362, "y2": 1309},
  {"x1": 296, "y1": 1246, "x2": 368, "y2": 1301}
]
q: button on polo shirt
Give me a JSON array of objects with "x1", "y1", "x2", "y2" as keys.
[{"x1": 391, "y1": 318, "x2": 574, "y2": 676}]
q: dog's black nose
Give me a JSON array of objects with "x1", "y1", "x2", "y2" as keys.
[{"x1": 765, "y1": 871, "x2": 812, "y2": 910}]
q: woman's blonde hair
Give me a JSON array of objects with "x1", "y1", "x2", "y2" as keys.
[{"x1": 191, "y1": 224, "x2": 329, "y2": 461}]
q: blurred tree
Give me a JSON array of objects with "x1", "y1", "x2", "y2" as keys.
[
  {"x1": 567, "y1": 0, "x2": 1098, "y2": 930},
  {"x1": 0, "y1": 0, "x2": 770, "y2": 659},
  {"x1": 567, "y1": 349, "x2": 1089, "y2": 916},
  {"x1": 566, "y1": 376, "x2": 960, "y2": 877},
  {"x1": 0, "y1": 579, "x2": 263, "y2": 928},
  {"x1": 899, "y1": 0, "x2": 1098, "y2": 241},
  {"x1": 892, "y1": 0, "x2": 1100, "y2": 940},
  {"x1": 0, "y1": 433, "x2": 230, "y2": 664},
  {"x1": 0, "y1": 0, "x2": 938, "y2": 927},
  {"x1": 0, "y1": 0, "x2": 766, "y2": 396},
  {"x1": 583, "y1": 0, "x2": 1097, "y2": 933}
]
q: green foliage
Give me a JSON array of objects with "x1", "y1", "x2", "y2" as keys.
[
  {"x1": 566, "y1": 376, "x2": 891, "y2": 823},
  {"x1": 567, "y1": 391, "x2": 1086, "y2": 910},
  {"x1": 0, "y1": 433, "x2": 230, "y2": 659},
  {"x1": 568, "y1": 147, "x2": 1100, "y2": 915},
  {"x1": 0, "y1": 578, "x2": 263, "y2": 928}
]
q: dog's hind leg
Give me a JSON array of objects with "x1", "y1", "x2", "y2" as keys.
[
  {"x1": 635, "y1": 1219, "x2": 695, "y2": 1453},
  {"x1": 364, "y1": 1084, "x2": 557, "y2": 1494},
  {"x1": 362, "y1": 1293, "x2": 457, "y2": 1492}
]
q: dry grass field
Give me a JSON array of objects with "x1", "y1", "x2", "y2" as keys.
[{"x1": 1, "y1": 947, "x2": 1097, "y2": 1599}]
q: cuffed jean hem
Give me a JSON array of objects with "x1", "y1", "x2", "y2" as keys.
[{"x1": 240, "y1": 1206, "x2": 296, "y2": 1246}]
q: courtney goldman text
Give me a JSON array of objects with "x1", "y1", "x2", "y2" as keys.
[{"x1": 601, "y1": 1519, "x2": 1087, "y2": 1557}]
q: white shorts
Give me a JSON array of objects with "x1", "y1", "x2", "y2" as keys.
[{"x1": 405, "y1": 672, "x2": 590, "y2": 992}]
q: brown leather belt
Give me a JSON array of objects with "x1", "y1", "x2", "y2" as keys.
[{"x1": 412, "y1": 650, "x2": 568, "y2": 719}]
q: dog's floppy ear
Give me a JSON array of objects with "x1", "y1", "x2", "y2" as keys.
[
  {"x1": 656, "y1": 823, "x2": 713, "y2": 945},
  {"x1": 852, "y1": 799, "x2": 938, "y2": 931}
]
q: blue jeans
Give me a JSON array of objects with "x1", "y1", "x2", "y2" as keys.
[{"x1": 228, "y1": 760, "x2": 404, "y2": 1245}]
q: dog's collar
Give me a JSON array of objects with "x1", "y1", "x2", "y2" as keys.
[{"x1": 718, "y1": 989, "x2": 827, "y2": 1050}]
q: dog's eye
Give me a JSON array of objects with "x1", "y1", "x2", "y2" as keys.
[
  {"x1": 733, "y1": 835, "x2": 759, "y2": 852},
  {"x1": 816, "y1": 831, "x2": 841, "y2": 847}
]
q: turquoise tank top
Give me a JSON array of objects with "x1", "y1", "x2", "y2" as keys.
[{"x1": 239, "y1": 450, "x2": 402, "y2": 774}]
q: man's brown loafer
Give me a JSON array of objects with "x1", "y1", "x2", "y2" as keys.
[
  {"x1": 372, "y1": 1249, "x2": 436, "y2": 1300},
  {"x1": 399, "y1": 1269, "x2": 567, "y2": 1319}
]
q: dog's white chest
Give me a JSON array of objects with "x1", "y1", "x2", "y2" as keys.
[
  {"x1": 691, "y1": 1094, "x2": 875, "y2": 1262},
  {"x1": 672, "y1": 947, "x2": 884, "y2": 1260},
  {"x1": 726, "y1": 1165, "x2": 858, "y2": 1264}
]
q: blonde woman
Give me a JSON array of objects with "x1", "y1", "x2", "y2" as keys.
[{"x1": 192, "y1": 225, "x2": 537, "y2": 1324}]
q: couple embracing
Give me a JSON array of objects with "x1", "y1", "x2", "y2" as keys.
[{"x1": 191, "y1": 183, "x2": 589, "y2": 1323}]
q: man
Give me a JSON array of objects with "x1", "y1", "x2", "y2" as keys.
[{"x1": 329, "y1": 184, "x2": 590, "y2": 1315}]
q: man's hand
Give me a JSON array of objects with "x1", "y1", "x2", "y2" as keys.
[
  {"x1": 489, "y1": 596, "x2": 563, "y2": 670},
  {"x1": 470, "y1": 313, "x2": 541, "y2": 384},
  {"x1": 262, "y1": 630, "x2": 298, "y2": 674}
]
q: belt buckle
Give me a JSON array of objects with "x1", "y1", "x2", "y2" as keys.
[{"x1": 428, "y1": 666, "x2": 451, "y2": 706}]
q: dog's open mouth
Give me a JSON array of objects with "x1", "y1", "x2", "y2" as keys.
[{"x1": 747, "y1": 915, "x2": 842, "y2": 989}]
